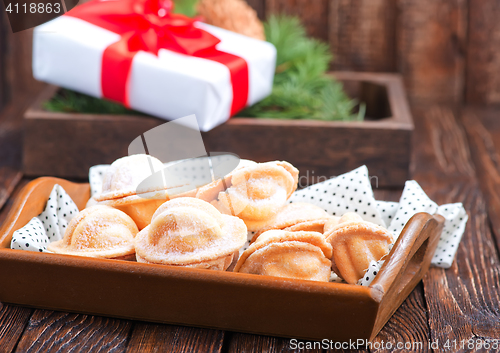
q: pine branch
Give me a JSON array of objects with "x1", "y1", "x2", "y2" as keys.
[{"x1": 44, "y1": 89, "x2": 143, "y2": 116}]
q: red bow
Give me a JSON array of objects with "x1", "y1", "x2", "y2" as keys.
[{"x1": 66, "y1": 0, "x2": 248, "y2": 114}]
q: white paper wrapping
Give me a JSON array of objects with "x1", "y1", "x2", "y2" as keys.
[{"x1": 33, "y1": 16, "x2": 276, "y2": 132}]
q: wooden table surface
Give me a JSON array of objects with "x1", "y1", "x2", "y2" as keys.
[{"x1": 1, "y1": 94, "x2": 500, "y2": 352}]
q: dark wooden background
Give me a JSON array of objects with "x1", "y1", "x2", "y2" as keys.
[
  {"x1": 2, "y1": 2, "x2": 500, "y2": 352},
  {"x1": 1, "y1": 0, "x2": 500, "y2": 109}
]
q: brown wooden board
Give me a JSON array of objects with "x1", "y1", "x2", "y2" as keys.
[
  {"x1": 0, "y1": 304, "x2": 33, "y2": 353},
  {"x1": 397, "y1": 0, "x2": 467, "y2": 105},
  {"x1": 265, "y1": 0, "x2": 329, "y2": 41},
  {"x1": 226, "y1": 332, "x2": 322, "y2": 352},
  {"x1": 462, "y1": 106, "x2": 500, "y2": 257},
  {"x1": 466, "y1": 1, "x2": 500, "y2": 105},
  {"x1": 245, "y1": 0, "x2": 265, "y2": 20},
  {"x1": 23, "y1": 72, "x2": 413, "y2": 187},
  {"x1": 329, "y1": 0, "x2": 396, "y2": 72},
  {"x1": 14, "y1": 310, "x2": 133, "y2": 352},
  {"x1": 125, "y1": 324, "x2": 225, "y2": 353},
  {"x1": 412, "y1": 105, "x2": 500, "y2": 349},
  {"x1": 0, "y1": 12, "x2": 7, "y2": 111}
]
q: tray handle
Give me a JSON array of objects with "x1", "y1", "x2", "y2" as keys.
[{"x1": 368, "y1": 212, "x2": 444, "y2": 340}]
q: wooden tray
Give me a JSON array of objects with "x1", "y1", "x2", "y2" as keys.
[
  {"x1": 0, "y1": 177, "x2": 443, "y2": 342},
  {"x1": 23, "y1": 72, "x2": 413, "y2": 187}
]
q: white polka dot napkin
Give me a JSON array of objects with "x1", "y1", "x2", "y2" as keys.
[
  {"x1": 289, "y1": 165, "x2": 388, "y2": 227},
  {"x1": 89, "y1": 165, "x2": 108, "y2": 197},
  {"x1": 288, "y1": 166, "x2": 468, "y2": 285},
  {"x1": 356, "y1": 180, "x2": 467, "y2": 286},
  {"x1": 10, "y1": 184, "x2": 79, "y2": 252}
]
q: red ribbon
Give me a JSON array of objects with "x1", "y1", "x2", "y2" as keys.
[{"x1": 66, "y1": 0, "x2": 249, "y2": 115}]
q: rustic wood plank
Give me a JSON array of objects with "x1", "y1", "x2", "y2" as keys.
[
  {"x1": 265, "y1": 0, "x2": 329, "y2": 41},
  {"x1": 466, "y1": 1, "x2": 500, "y2": 104},
  {"x1": 0, "y1": 98, "x2": 29, "y2": 172},
  {"x1": 0, "y1": 178, "x2": 33, "y2": 353},
  {"x1": 5, "y1": 28, "x2": 44, "y2": 100},
  {"x1": 0, "y1": 168, "x2": 22, "y2": 211},
  {"x1": 14, "y1": 310, "x2": 132, "y2": 353},
  {"x1": 329, "y1": 0, "x2": 396, "y2": 72},
  {"x1": 412, "y1": 106, "x2": 500, "y2": 348},
  {"x1": 0, "y1": 305, "x2": 33, "y2": 353},
  {"x1": 0, "y1": 12, "x2": 8, "y2": 111},
  {"x1": 397, "y1": 0, "x2": 467, "y2": 104},
  {"x1": 125, "y1": 323, "x2": 224, "y2": 353},
  {"x1": 245, "y1": 0, "x2": 265, "y2": 20},
  {"x1": 371, "y1": 284, "x2": 430, "y2": 352},
  {"x1": 227, "y1": 332, "x2": 322, "y2": 352},
  {"x1": 462, "y1": 107, "x2": 500, "y2": 258}
]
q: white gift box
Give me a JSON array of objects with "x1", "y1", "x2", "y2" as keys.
[{"x1": 32, "y1": 15, "x2": 276, "y2": 132}]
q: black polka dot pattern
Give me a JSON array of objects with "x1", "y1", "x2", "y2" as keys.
[
  {"x1": 89, "y1": 165, "x2": 109, "y2": 196},
  {"x1": 375, "y1": 201, "x2": 399, "y2": 226},
  {"x1": 388, "y1": 181, "x2": 438, "y2": 237},
  {"x1": 288, "y1": 165, "x2": 387, "y2": 227},
  {"x1": 432, "y1": 203, "x2": 468, "y2": 268},
  {"x1": 358, "y1": 181, "x2": 468, "y2": 284},
  {"x1": 11, "y1": 184, "x2": 80, "y2": 253},
  {"x1": 358, "y1": 260, "x2": 384, "y2": 286}
]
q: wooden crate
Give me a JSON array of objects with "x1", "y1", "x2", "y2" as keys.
[{"x1": 23, "y1": 72, "x2": 413, "y2": 187}]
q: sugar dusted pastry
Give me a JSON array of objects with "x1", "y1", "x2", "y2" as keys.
[
  {"x1": 135, "y1": 198, "x2": 247, "y2": 270},
  {"x1": 48, "y1": 205, "x2": 138, "y2": 259},
  {"x1": 210, "y1": 161, "x2": 299, "y2": 231},
  {"x1": 234, "y1": 230, "x2": 333, "y2": 282},
  {"x1": 251, "y1": 202, "x2": 338, "y2": 242},
  {"x1": 92, "y1": 154, "x2": 168, "y2": 230},
  {"x1": 325, "y1": 212, "x2": 393, "y2": 284}
]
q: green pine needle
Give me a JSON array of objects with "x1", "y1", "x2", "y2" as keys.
[
  {"x1": 44, "y1": 89, "x2": 143, "y2": 116},
  {"x1": 172, "y1": 0, "x2": 198, "y2": 18}
]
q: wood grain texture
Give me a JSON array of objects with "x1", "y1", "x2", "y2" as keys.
[
  {"x1": 14, "y1": 310, "x2": 132, "y2": 353},
  {"x1": 462, "y1": 107, "x2": 500, "y2": 263},
  {"x1": 265, "y1": 0, "x2": 329, "y2": 41},
  {"x1": 329, "y1": 0, "x2": 396, "y2": 72},
  {"x1": 397, "y1": 0, "x2": 467, "y2": 104},
  {"x1": 245, "y1": 0, "x2": 265, "y2": 20},
  {"x1": 125, "y1": 323, "x2": 225, "y2": 353},
  {"x1": 0, "y1": 168, "x2": 22, "y2": 211},
  {"x1": 5, "y1": 28, "x2": 44, "y2": 101},
  {"x1": 0, "y1": 95, "x2": 32, "y2": 173},
  {"x1": 0, "y1": 12, "x2": 8, "y2": 111},
  {"x1": 226, "y1": 332, "x2": 322, "y2": 352},
  {"x1": 412, "y1": 106, "x2": 500, "y2": 348},
  {"x1": 371, "y1": 284, "x2": 430, "y2": 353},
  {"x1": 0, "y1": 305, "x2": 33, "y2": 353},
  {"x1": 466, "y1": 1, "x2": 500, "y2": 104},
  {"x1": 0, "y1": 179, "x2": 33, "y2": 353}
]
